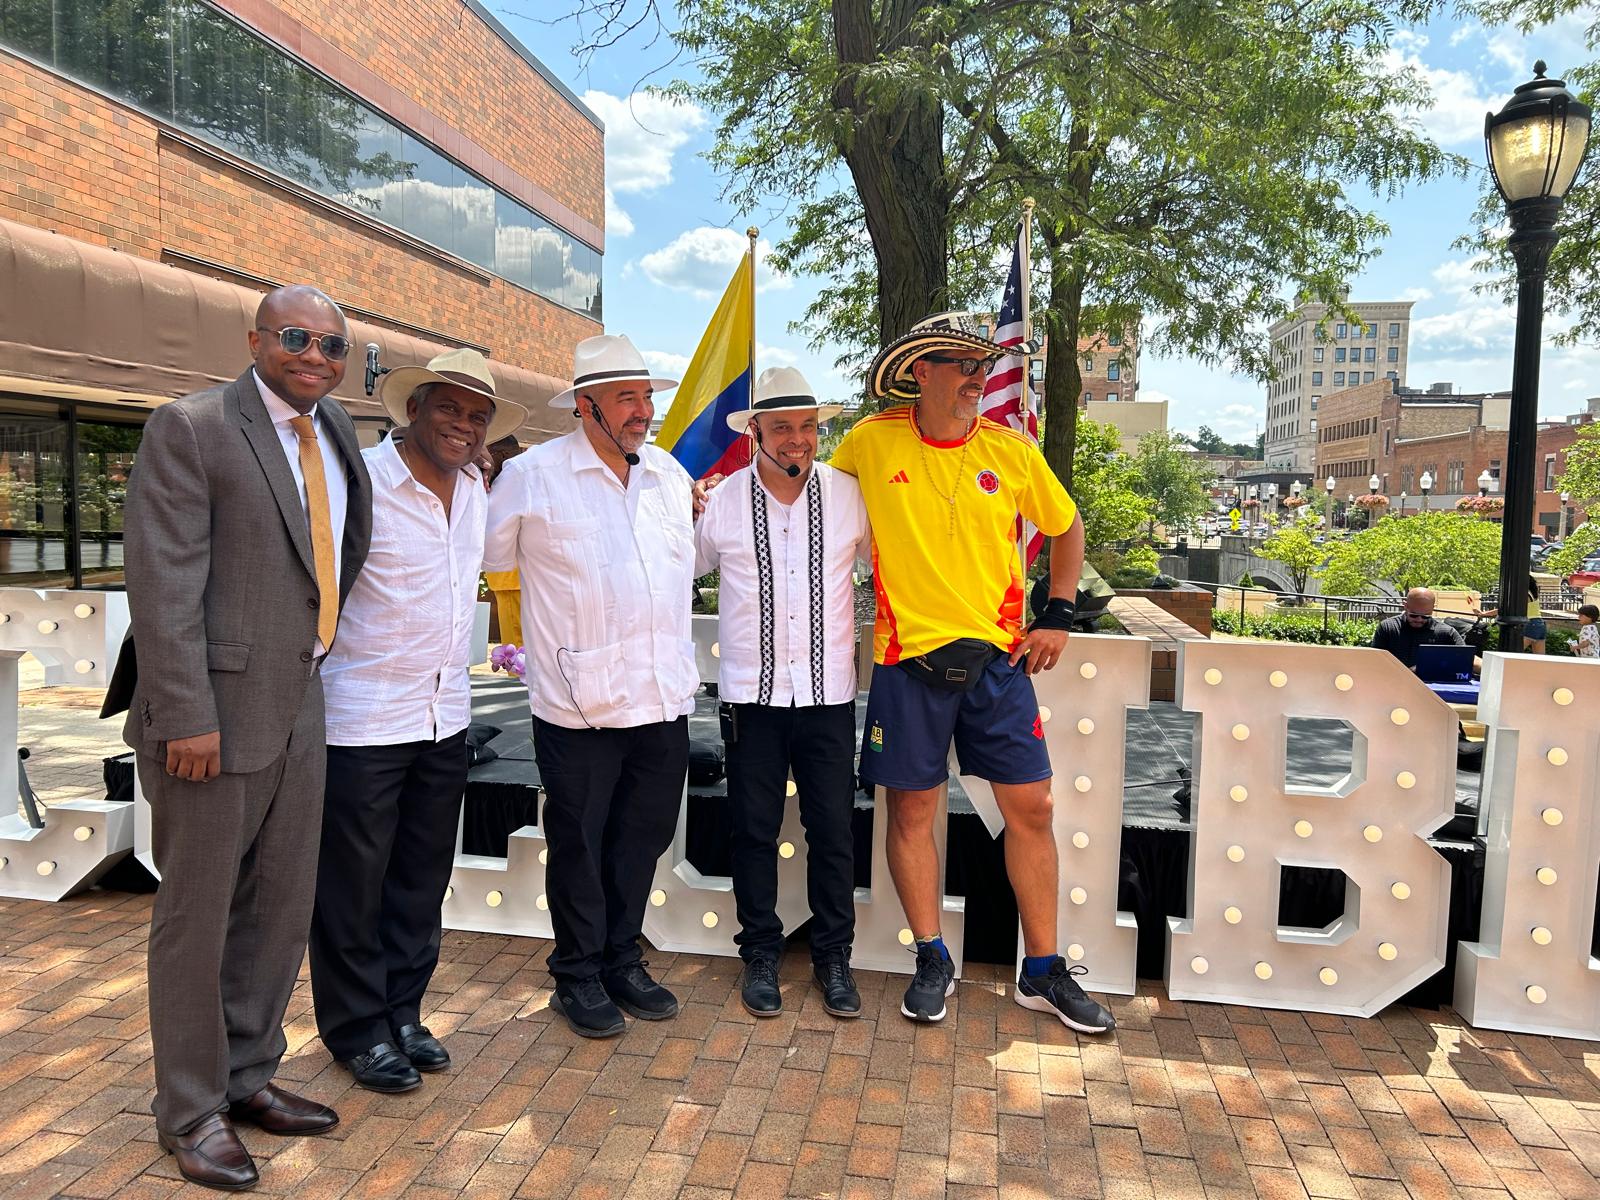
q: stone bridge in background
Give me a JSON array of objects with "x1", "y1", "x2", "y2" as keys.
[{"x1": 1161, "y1": 534, "x2": 1309, "y2": 595}]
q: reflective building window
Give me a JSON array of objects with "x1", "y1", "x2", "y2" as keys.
[{"x1": 0, "y1": 0, "x2": 602, "y2": 318}]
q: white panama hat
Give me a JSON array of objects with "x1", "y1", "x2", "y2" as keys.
[
  {"x1": 379, "y1": 346, "x2": 528, "y2": 443},
  {"x1": 547, "y1": 333, "x2": 680, "y2": 409},
  {"x1": 724, "y1": 366, "x2": 843, "y2": 433}
]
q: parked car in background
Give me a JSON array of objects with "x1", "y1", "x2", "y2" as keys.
[{"x1": 1562, "y1": 555, "x2": 1600, "y2": 589}]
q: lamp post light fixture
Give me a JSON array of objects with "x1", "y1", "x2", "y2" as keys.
[
  {"x1": 1420, "y1": 470, "x2": 1433, "y2": 512},
  {"x1": 1325, "y1": 475, "x2": 1336, "y2": 529},
  {"x1": 1559, "y1": 490, "x2": 1571, "y2": 541},
  {"x1": 1369, "y1": 474, "x2": 1381, "y2": 496},
  {"x1": 1400, "y1": 491, "x2": 1408, "y2": 517},
  {"x1": 1479, "y1": 469, "x2": 1495, "y2": 498},
  {"x1": 1486, "y1": 60, "x2": 1592, "y2": 651}
]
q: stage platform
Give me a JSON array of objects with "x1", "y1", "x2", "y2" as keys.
[{"x1": 464, "y1": 676, "x2": 1490, "y2": 1006}]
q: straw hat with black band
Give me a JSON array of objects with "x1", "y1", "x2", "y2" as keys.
[
  {"x1": 866, "y1": 310, "x2": 1041, "y2": 402},
  {"x1": 380, "y1": 346, "x2": 528, "y2": 443},
  {"x1": 725, "y1": 366, "x2": 843, "y2": 433},
  {"x1": 547, "y1": 334, "x2": 680, "y2": 411}
]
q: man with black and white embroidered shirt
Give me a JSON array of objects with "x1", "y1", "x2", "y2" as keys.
[
  {"x1": 311, "y1": 349, "x2": 526, "y2": 1093},
  {"x1": 484, "y1": 334, "x2": 697, "y2": 1039},
  {"x1": 694, "y1": 367, "x2": 871, "y2": 1019}
]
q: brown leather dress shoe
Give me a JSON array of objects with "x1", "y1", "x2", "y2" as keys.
[
  {"x1": 228, "y1": 1083, "x2": 339, "y2": 1135},
  {"x1": 158, "y1": 1113, "x2": 258, "y2": 1191}
]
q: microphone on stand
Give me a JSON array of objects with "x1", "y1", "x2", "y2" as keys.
[
  {"x1": 363, "y1": 343, "x2": 390, "y2": 396},
  {"x1": 590, "y1": 401, "x2": 640, "y2": 466}
]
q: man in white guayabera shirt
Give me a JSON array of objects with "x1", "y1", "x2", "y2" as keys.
[
  {"x1": 484, "y1": 334, "x2": 698, "y2": 1039},
  {"x1": 310, "y1": 349, "x2": 526, "y2": 1094},
  {"x1": 693, "y1": 366, "x2": 870, "y2": 1020}
]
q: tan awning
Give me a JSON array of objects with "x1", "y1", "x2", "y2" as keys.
[{"x1": 0, "y1": 216, "x2": 574, "y2": 442}]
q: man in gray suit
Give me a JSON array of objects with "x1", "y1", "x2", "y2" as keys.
[{"x1": 119, "y1": 285, "x2": 372, "y2": 1191}]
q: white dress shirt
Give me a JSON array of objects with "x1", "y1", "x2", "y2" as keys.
[
  {"x1": 694, "y1": 462, "x2": 870, "y2": 706},
  {"x1": 322, "y1": 439, "x2": 485, "y2": 746},
  {"x1": 252, "y1": 369, "x2": 349, "y2": 655},
  {"x1": 484, "y1": 429, "x2": 698, "y2": 730}
]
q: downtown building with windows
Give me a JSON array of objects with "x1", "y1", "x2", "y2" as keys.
[
  {"x1": 1263, "y1": 300, "x2": 1414, "y2": 473},
  {"x1": 0, "y1": 0, "x2": 603, "y2": 587}
]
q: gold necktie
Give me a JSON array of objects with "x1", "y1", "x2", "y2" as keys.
[{"x1": 289, "y1": 415, "x2": 339, "y2": 650}]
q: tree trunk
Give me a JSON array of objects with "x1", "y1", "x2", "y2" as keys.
[
  {"x1": 831, "y1": 0, "x2": 949, "y2": 348},
  {"x1": 1040, "y1": 261, "x2": 1085, "y2": 494}
]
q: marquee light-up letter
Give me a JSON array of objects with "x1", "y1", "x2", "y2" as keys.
[
  {"x1": 1168, "y1": 643, "x2": 1454, "y2": 1017},
  {"x1": 1455, "y1": 654, "x2": 1600, "y2": 1038}
]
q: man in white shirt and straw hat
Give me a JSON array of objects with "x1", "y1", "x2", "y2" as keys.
[
  {"x1": 310, "y1": 347, "x2": 526, "y2": 1093},
  {"x1": 693, "y1": 367, "x2": 870, "y2": 1019},
  {"x1": 485, "y1": 333, "x2": 699, "y2": 1039}
]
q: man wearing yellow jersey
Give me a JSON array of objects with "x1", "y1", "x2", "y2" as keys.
[{"x1": 832, "y1": 311, "x2": 1114, "y2": 1034}]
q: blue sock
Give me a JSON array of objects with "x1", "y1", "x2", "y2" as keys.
[
  {"x1": 915, "y1": 935, "x2": 951, "y2": 962},
  {"x1": 1023, "y1": 954, "x2": 1058, "y2": 978}
]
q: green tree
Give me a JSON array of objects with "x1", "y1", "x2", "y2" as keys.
[
  {"x1": 657, "y1": 0, "x2": 1454, "y2": 490},
  {"x1": 1133, "y1": 431, "x2": 1210, "y2": 539},
  {"x1": 1256, "y1": 518, "x2": 1325, "y2": 594},
  {"x1": 1316, "y1": 511, "x2": 1501, "y2": 597},
  {"x1": 1456, "y1": 1, "x2": 1598, "y2": 344},
  {"x1": 1547, "y1": 422, "x2": 1600, "y2": 574},
  {"x1": 1072, "y1": 418, "x2": 1150, "y2": 549}
]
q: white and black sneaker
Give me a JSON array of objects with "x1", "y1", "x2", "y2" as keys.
[
  {"x1": 901, "y1": 942, "x2": 956, "y2": 1022},
  {"x1": 1015, "y1": 958, "x2": 1116, "y2": 1033}
]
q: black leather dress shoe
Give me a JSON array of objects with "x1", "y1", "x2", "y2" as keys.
[
  {"x1": 394, "y1": 1023, "x2": 449, "y2": 1072},
  {"x1": 814, "y1": 956, "x2": 862, "y2": 1018},
  {"x1": 339, "y1": 1042, "x2": 422, "y2": 1093},
  {"x1": 603, "y1": 960, "x2": 679, "y2": 1020},
  {"x1": 739, "y1": 957, "x2": 783, "y2": 1017},
  {"x1": 158, "y1": 1113, "x2": 258, "y2": 1191},
  {"x1": 228, "y1": 1083, "x2": 339, "y2": 1134}
]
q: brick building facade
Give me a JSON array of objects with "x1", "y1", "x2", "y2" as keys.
[{"x1": 0, "y1": 0, "x2": 604, "y2": 586}]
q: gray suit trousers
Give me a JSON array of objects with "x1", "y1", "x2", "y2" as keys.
[{"x1": 142, "y1": 681, "x2": 326, "y2": 1136}]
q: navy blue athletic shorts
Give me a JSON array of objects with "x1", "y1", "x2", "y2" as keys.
[{"x1": 858, "y1": 653, "x2": 1052, "y2": 791}]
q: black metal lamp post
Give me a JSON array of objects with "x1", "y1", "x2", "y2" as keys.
[
  {"x1": 1420, "y1": 470, "x2": 1433, "y2": 512},
  {"x1": 1486, "y1": 61, "x2": 1592, "y2": 650}
]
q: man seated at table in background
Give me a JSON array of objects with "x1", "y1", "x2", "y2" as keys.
[{"x1": 1371, "y1": 587, "x2": 1465, "y2": 672}]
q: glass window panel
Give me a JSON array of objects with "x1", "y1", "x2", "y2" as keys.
[
  {"x1": 173, "y1": 1, "x2": 270, "y2": 165},
  {"x1": 457, "y1": 175, "x2": 496, "y2": 269},
  {"x1": 494, "y1": 192, "x2": 537, "y2": 290},
  {"x1": 77, "y1": 421, "x2": 142, "y2": 587},
  {"x1": 400, "y1": 135, "x2": 459, "y2": 257},
  {"x1": 0, "y1": 415, "x2": 71, "y2": 588},
  {"x1": 0, "y1": 0, "x2": 54, "y2": 61}
]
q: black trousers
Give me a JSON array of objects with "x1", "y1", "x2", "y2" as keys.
[
  {"x1": 534, "y1": 716, "x2": 688, "y2": 984},
  {"x1": 308, "y1": 732, "x2": 467, "y2": 1060},
  {"x1": 724, "y1": 702, "x2": 856, "y2": 964}
]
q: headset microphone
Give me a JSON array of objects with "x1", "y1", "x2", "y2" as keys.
[{"x1": 589, "y1": 400, "x2": 640, "y2": 466}]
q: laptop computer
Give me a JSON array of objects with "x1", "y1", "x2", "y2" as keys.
[{"x1": 1414, "y1": 643, "x2": 1475, "y2": 684}]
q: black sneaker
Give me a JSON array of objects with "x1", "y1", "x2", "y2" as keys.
[
  {"x1": 1015, "y1": 958, "x2": 1116, "y2": 1034},
  {"x1": 813, "y1": 956, "x2": 861, "y2": 1019},
  {"x1": 901, "y1": 942, "x2": 955, "y2": 1022},
  {"x1": 603, "y1": 960, "x2": 679, "y2": 1021},
  {"x1": 556, "y1": 976, "x2": 626, "y2": 1038},
  {"x1": 740, "y1": 956, "x2": 783, "y2": 1017}
]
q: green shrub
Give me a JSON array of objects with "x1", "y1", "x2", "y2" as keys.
[
  {"x1": 1123, "y1": 545, "x2": 1161, "y2": 576},
  {"x1": 1095, "y1": 613, "x2": 1123, "y2": 632},
  {"x1": 1237, "y1": 572, "x2": 1256, "y2": 587},
  {"x1": 1210, "y1": 606, "x2": 1377, "y2": 646}
]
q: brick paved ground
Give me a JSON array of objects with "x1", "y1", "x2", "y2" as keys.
[
  {"x1": 7, "y1": 674, "x2": 1600, "y2": 1198},
  {"x1": 3, "y1": 892, "x2": 1600, "y2": 1200}
]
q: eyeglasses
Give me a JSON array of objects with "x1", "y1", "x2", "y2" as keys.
[
  {"x1": 259, "y1": 326, "x2": 352, "y2": 361},
  {"x1": 924, "y1": 353, "x2": 1000, "y2": 376},
  {"x1": 1403, "y1": 611, "x2": 1431, "y2": 622}
]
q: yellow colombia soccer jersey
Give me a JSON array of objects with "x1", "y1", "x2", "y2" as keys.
[{"x1": 829, "y1": 405, "x2": 1077, "y2": 664}]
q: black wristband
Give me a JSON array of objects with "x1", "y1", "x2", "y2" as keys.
[{"x1": 1030, "y1": 598, "x2": 1076, "y2": 632}]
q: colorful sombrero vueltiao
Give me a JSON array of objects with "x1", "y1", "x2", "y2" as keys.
[{"x1": 866, "y1": 310, "x2": 1042, "y2": 401}]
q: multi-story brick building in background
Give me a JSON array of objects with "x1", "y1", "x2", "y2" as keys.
[
  {"x1": 1264, "y1": 299, "x2": 1414, "y2": 474},
  {"x1": 0, "y1": 0, "x2": 603, "y2": 586}
]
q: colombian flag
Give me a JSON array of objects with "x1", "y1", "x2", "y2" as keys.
[{"x1": 656, "y1": 250, "x2": 754, "y2": 480}]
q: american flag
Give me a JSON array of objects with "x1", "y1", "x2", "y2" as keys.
[{"x1": 981, "y1": 222, "x2": 1045, "y2": 566}]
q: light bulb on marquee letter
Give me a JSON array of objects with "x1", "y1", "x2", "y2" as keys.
[
  {"x1": 1167, "y1": 643, "x2": 1453, "y2": 1017},
  {"x1": 1455, "y1": 654, "x2": 1600, "y2": 1039}
]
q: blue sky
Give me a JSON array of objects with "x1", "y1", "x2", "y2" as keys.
[{"x1": 503, "y1": 5, "x2": 1595, "y2": 446}]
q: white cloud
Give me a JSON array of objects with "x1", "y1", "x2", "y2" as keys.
[
  {"x1": 756, "y1": 342, "x2": 800, "y2": 368},
  {"x1": 1399, "y1": 286, "x2": 1434, "y2": 302},
  {"x1": 1220, "y1": 403, "x2": 1257, "y2": 418},
  {"x1": 1140, "y1": 387, "x2": 1175, "y2": 406},
  {"x1": 1409, "y1": 255, "x2": 1516, "y2": 355},
  {"x1": 638, "y1": 227, "x2": 792, "y2": 298},
  {"x1": 581, "y1": 89, "x2": 706, "y2": 195},
  {"x1": 1484, "y1": 13, "x2": 1590, "y2": 82},
  {"x1": 1449, "y1": 22, "x2": 1480, "y2": 48},
  {"x1": 640, "y1": 350, "x2": 690, "y2": 379},
  {"x1": 1391, "y1": 29, "x2": 1429, "y2": 55},
  {"x1": 605, "y1": 187, "x2": 634, "y2": 239},
  {"x1": 1386, "y1": 47, "x2": 1498, "y2": 146}
]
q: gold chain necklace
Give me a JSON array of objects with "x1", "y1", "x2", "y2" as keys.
[{"x1": 913, "y1": 405, "x2": 974, "y2": 538}]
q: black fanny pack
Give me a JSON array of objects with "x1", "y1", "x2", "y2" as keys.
[{"x1": 897, "y1": 638, "x2": 1001, "y2": 693}]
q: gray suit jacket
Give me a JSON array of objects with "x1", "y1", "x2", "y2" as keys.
[{"x1": 114, "y1": 369, "x2": 373, "y2": 774}]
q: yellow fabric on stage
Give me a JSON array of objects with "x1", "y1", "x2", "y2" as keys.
[{"x1": 485, "y1": 569, "x2": 522, "y2": 647}]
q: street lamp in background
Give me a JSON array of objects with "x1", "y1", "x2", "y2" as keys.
[
  {"x1": 1420, "y1": 470, "x2": 1433, "y2": 512},
  {"x1": 1485, "y1": 60, "x2": 1592, "y2": 650},
  {"x1": 1479, "y1": 469, "x2": 1495, "y2": 498},
  {"x1": 1559, "y1": 491, "x2": 1571, "y2": 541},
  {"x1": 1325, "y1": 475, "x2": 1335, "y2": 529},
  {"x1": 1400, "y1": 491, "x2": 1408, "y2": 517}
]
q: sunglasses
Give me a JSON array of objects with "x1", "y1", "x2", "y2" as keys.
[
  {"x1": 924, "y1": 353, "x2": 1000, "y2": 376},
  {"x1": 259, "y1": 326, "x2": 352, "y2": 361},
  {"x1": 1403, "y1": 611, "x2": 1431, "y2": 621}
]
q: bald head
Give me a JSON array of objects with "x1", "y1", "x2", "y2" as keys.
[
  {"x1": 1402, "y1": 588, "x2": 1437, "y2": 623},
  {"x1": 248, "y1": 285, "x2": 349, "y2": 413}
]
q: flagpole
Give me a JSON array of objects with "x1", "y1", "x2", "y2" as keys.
[
  {"x1": 1017, "y1": 200, "x2": 1035, "y2": 582},
  {"x1": 746, "y1": 226, "x2": 759, "y2": 468}
]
